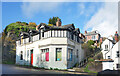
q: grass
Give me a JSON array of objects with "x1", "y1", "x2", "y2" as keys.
[
  {"x1": 2, "y1": 60, "x2": 15, "y2": 64},
  {"x1": 84, "y1": 62, "x2": 97, "y2": 75}
]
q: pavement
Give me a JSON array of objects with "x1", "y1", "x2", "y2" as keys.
[{"x1": 1, "y1": 64, "x2": 94, "y2": 76}]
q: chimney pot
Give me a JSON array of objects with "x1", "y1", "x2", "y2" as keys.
[
  {"x1": 56, "y1": 18, "x2": 62, "y2": 27},
  {"x1": 85, "y1": 31, "x2": 87, "y2": 34}
]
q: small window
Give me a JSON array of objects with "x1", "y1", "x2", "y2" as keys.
[
  {"x1": 20, "y1": 51, "x2": 23, "y2": 60},
  {"x1": 105, "y1": 45, "x2": 108, "y2": 50},
  {"x1": 21, "y1": 36, "x2": 23, "y2": 44},
  {"x1": 116, "y1": 51, "x2": 120, "y2": 57},
  {"x1": 42, "y1": 32, "x2": 44, "y2": 37},
  {"x1": 56, "y1": 48, "x2": 62, "y2": 61},
  {"x1": 92, "y1": 35, "x2": 95, "y2": 39},
  {"x1": 116, "y1": 64, "x2": 120, "y2": 68},
  {"x1": 68, "y1": 48, "x2": 73, "y2": 61},
  {"x1": 27, "y1": 50, "x2": 29, "y2": 57},
  {"x1": 108, "y1": 56, "x2": 110, "y2": 59}
]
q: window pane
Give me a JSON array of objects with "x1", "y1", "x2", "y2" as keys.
[
  {"x1": 56, "y1": 48, "x2": 62, "y2": 61},
  {"x1": 46, "y1": 52, "x2": 49, "y2": 61}
]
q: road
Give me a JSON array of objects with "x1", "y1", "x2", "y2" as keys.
[
  {"x1": 1, "y1": 64, "x2": 93, "y2": 76},
  {"x1": 1, "y1": 64, "x2": 63, "y2": 74}
]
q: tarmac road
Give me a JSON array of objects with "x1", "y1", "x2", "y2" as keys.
[{"x1": 1, "y1": 64, "x2": 93, "y2": 76}]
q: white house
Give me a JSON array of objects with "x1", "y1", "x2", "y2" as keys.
[
  {"x1": 16, "y1": 19, "x2": 84, "y2": 69},
  {"x1": 101, "y1": 36, "x2": 120, "y2": 70}
]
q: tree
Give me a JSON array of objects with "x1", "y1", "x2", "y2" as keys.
[
  {"x1": 48, "y1": 24, "x2": 53, "y2": 26},
  {"x1": 29, "y1": 22, "x2": 37, "y2": 27},
  {"x1": 48, "y1": 17, "x2": 59, "y2": 25},
  {"x1": 82, "y1": 40, "x2": 95, "y2": 57},
  {"x1": 87, "y1": 40, "x2": 94, "y2": 45}
]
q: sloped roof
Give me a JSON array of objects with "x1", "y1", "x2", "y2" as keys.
[
  {"x1": 37, "y1": 23, "x2": 79, "y2": 33},
  {"x1": 107, "y1": 38, "x2": 116, "y2": 44},
  {"x1": 84, "y1": 30, "x2": 99, "y2": 36}
]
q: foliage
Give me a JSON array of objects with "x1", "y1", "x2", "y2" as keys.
[
  {"x1": 54, "y1": 68, "x2": 59, "y2": 70},
  {"x1": 75, "y1": 63, "x2": 79, "y2": 67},
  {"x1": 93, "y1": 52, "x2": 103, "y2": 60},
  {"x1": 29, "y1": 22, "x2": 37, "y2": 27},
  {"x1": 82, "y1": 43, "x2": 94, "y2": 57},
  {"x1": 88, "y1": 58, "x2": 94, "y2": 62},
  {"x1": 84, "y1": 64, "x2": 90, "y2": 72},
  {"x1": 2, "y1": 60, "x2": 15, "y2": 64},
  {"x1": 48, "y1": 24, "x2": 53, "y2": 26},
  {"x1": 50, "y1": 67, "x2": 53, "y2": 70},
  {"x1": 48, "y1": 17, "x2": 59, "y2": 25},
  {"x1": 4, "y1": 22, "x2": 36, "y2": 37},
  {"x1": 87, "y1": 40, "x2": 94, "y2": 45},
  {"x1": 2, "y1": 21, "x2": 37, "y2": 64}
]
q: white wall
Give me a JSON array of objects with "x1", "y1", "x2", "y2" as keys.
[
  {"x1": 102, "y1": 62, "x2": 113, "y2": 70},
  {"x1": 16, "y1": 36, "x2": 84, "y2": 69},
  {"x1": 101, "y1": 39, "x2": 113, "y2": 59},
  {"x1": 111, "y1": 41, "x2": 120, "y2": 70}
]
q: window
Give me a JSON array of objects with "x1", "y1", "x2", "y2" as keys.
[
  {"x1": 51, "y1": 30, "x2": 52, "y2": 37},
  {"x1": 67, "y1": 48, "x2": 73, "y2": 61},
  {"x1": 27, "y1": 50, "x2": 29, "y2": 57},
  {"x1": 108, "y1": 56, "x2": 110, "y2": 58},
  {"x1": 76, "y1": 50, "x2": 78, "y2": 58},
  {"x1": 29, "y1": 36, "x2": 32, "y2": 42},
  {"x1": 92, "y1": 35, "x2": 95, "y2": 39},
  {"x1": 56, "y1": 48, "x2": 62, "y2": 61},
  {"x1": 63, "y1": 30, "x2": 64, "y2": 37},
  {"x1": 105, "y1": 45, "x2": 108, "y2": 50},
  {"x1": 41, "y1": 48, "x2": 49, "y2": 61},
  {"x1": 116, "y1": 64, "x2": 120, "y2": 68},
  {"x1": 116, "y1": 51, "x2": 120, "y2": 57},
  {"x1": 20, "y1": 51, "x2": 23, "y2": 60},
  {"x1": 21, "y1": 36, "x2": 23, "y2": 44},
  {"x1": 42, "y1": 32, "x2": 44, "y2": 37},
  {"x1": 71, "y1": 33, "x2": 73, "y2": 40},
  {"x1": 77, "y1": 36, "x2": 79, "y2": 43}
]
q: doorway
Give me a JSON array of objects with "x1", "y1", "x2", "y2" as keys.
[{"x1": 30, "y1": 49, "x2": 33, "y2": 65}]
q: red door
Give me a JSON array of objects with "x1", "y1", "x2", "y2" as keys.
[{"x1": 31, "y1": 53, "x2": 33, "y2": 65}]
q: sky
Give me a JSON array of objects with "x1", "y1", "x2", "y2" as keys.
[{"x1": 1, "y1": 1, "x2": 118, "y2": 37}]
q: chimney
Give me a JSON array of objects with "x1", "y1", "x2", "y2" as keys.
[
  {"x1": 100, "y1": 37, "x2": 103, "y2": 43},
  {"x1": 115, "y1": 31, "x2": 119, "y2": 42},
  {"x1": 36, "y1": 25, "x2": 39, "y2": 31},
  {"x1": 56, "y1": 18, "x2": 62, "y2": 27},
  {"x1": 85, "y1": 30, "x2": 87, "y2": 34}
]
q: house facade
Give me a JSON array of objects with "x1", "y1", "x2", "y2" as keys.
[
  {"x1": 84, "y1": 30, "x2": 101, "y2": 43},
  {"x1": 16, "y1": 19, "x2": 84, "y2": 69},
  {"x1": 101, "y1": 34, "x2": 120, "y2": 70}
]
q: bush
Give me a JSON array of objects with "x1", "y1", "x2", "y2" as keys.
[
  {"x1": 75, "y1": 63, "x2": 79, "y2": 67},
  {"x1": 50, "y1": 67, "x2": 53, "y2": 70},
  {"x1": 54, "y1": 68, "x2": 59, "y2": 70},
  {"x1": 87, "y1": 40, "x2": 94, "y2": 45},
  {"x1": 89, "y1": 58, "x2": 94, "y2": 62}
]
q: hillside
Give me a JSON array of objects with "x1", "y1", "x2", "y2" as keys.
[{"x1": 2, "y1": 21, "x2": 37, "y2": 64}]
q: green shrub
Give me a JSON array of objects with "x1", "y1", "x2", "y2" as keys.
[
  {"x1": 75, "y1": 63, "x2": 79, "y2": 67},
  {"x1": 70, "y1": 67, "x2": 73, "y2": 69},
  {"x1": 54, "y1": 68, "x2": 59, "y2": 70},
  {"x1": 50, "y1": 67, "x2": 53, "y2": 70},
  {"x1": 89, "y1": 58, "x2": 94, "y2": 62}
]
